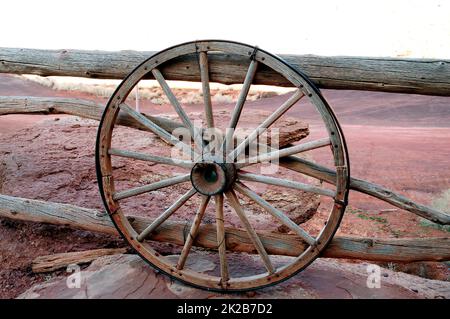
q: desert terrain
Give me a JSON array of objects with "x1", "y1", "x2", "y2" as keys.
[{"x1": 0, "y1": 74, "x2": 449, "y2": 298}]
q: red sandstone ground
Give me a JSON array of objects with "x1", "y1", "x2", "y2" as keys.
[{"x1": 0, "y1": 74, "x2": 449, "y2": 298}]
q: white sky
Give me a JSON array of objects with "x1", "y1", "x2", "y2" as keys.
[{"x1": 1, "y1": 0, "x2": 449, "y2": 58}]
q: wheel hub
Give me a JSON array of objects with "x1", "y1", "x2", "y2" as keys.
[{"x1": 190, "y1": 161, "x2": 236, "y2": 195}]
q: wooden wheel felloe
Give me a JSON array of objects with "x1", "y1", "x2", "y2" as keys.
[{"x1": 96, "y1": 40, "x2": 350, "y2": 291}]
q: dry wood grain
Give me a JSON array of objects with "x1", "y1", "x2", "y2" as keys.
[
  {"x1": 0, "y1": 96, "x2": 308, "y2": 149},
  {"x1": 0, "y1": 48, "x2": 449, "y2": 96},
  {"x1": 0, "y1": 96, "x2": 182, "y2": 133},
  {"x1": 32, "y1": 248, "x2": 127, "y2": 273},
  {"x1": 0, "y1": 194, "x2": 448, "y2": 262}
]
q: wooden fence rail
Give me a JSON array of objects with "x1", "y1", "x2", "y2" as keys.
[
  {"x1": 1, "y1": 47, "x2": 449, "y2": 96},
  {"x1": 0, "y1": 194, "x2": 448, "y2": 262}
]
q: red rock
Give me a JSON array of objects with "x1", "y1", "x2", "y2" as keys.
[{"x1": 17, "y1": 253, "x2": 449, "y2": 299}]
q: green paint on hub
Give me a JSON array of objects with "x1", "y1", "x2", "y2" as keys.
[{"x1": 204, "y1": 167, "x2": 218, "y2": 183}]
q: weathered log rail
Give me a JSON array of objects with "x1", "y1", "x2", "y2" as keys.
[
  {"x1": 0, "y1": 96, "x2": 308, "y2": 148},
  {"x1": 1, "y1": 96, "x2": 448, "y2": 225},
  {"x1": 1, "y1": 194, "x2": 448, "y2": 262},
  {"x1": 0, "y1": 47, "x2": 449, "y2": 266},
  {"x1": 0, "y1": 96, "x2": 182, "y2": 133},
  {"x1": 1, "y1": 47, "x2": 450, "y2": 96},
  {"x1": 32, "y1": 248, "x2": 128, "y2": 273}
]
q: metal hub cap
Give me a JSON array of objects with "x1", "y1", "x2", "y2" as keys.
[{"x1": 190, "y1": 161, "x2": 236, "y2": 195}]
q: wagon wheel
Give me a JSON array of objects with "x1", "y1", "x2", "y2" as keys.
[{"x1": 96, "y1": 40, "x2": 350, "y2": 291}]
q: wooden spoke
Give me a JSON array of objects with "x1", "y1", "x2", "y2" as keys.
[
  {"x1": 199, "y1": 51, "x2": 214, "y2": 128},
  {"x1": 137, "y1": 188, "x2": 197, "y2": 241},
  {"x1": 236, "y1": 137, "x2": 331, "y2": 168},
  {"x1": 225, "y1": 190, "x2": 275, "y2": 274},
  {"x1": 151, "y1": 68, "x2": 204, "y2": 151},
  {"x1": 177, "y1": 196, "x2": 211, "y2": 270},
  {"x1": 237, "y1": 172, "x2": 335, "y2": 198},
  {"x1": 151, "y1": 68, "x2": 195, "y2": 131},
  {"x1": 118, "y1": 103, "x2": 196, "y2": 159},
  {"x1": 113, "y1": 174, "x2": 190, "y2": 201},
  {"x1": 229, "y1": 89, "x2": 304, "y2": 160},
  {"x1": 214, "y1": 194, "x2": 229, "y2": 283},
  {"x1": 234, "y1": 182, "x2": 316, "y2": 246},
  {"x1": 222, "y1": 60, "x2": 259, "y2": 151},
  {"x1": 96, "y1": 40, "x2": 350, "y2": 291},
  {"x1": 108, "y1": 148, "x2": 194, "y2": 169},
  {"x1": 228, "y1": 60, "x2": 258, "y2": 130}
]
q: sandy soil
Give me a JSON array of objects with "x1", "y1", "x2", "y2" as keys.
[{"x1": 0, "y1": 74, "x2": 449, "y2": 298}]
